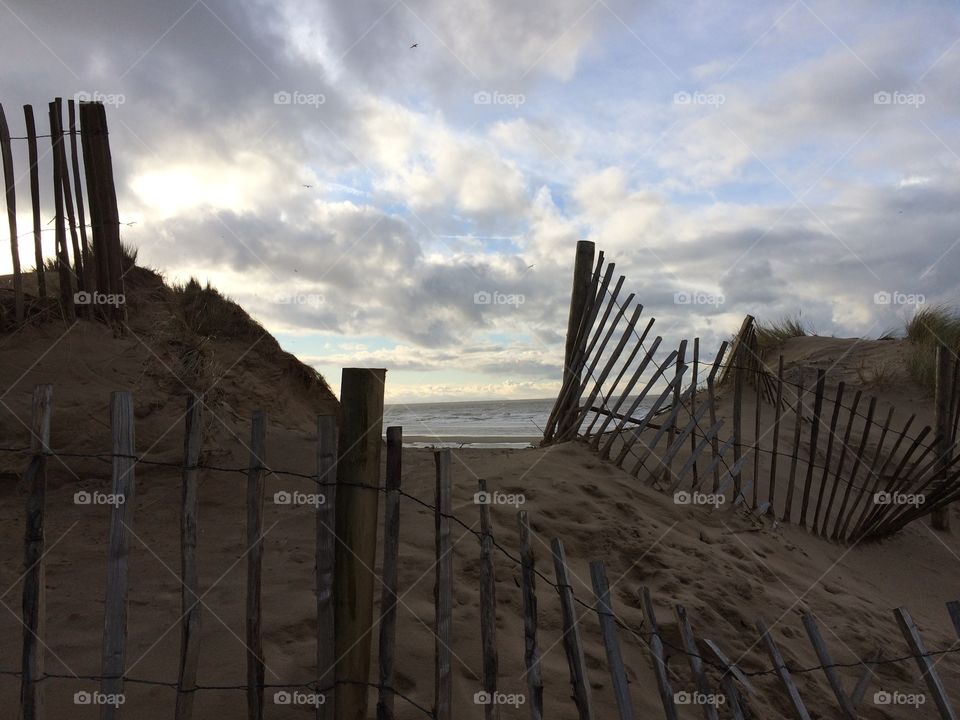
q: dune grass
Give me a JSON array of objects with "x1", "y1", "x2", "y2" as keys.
[
  {"x1": 904, "y1": 304, "x2": 960, "y2": 390},
  {"x1": 753, "y1": 313, "x2": 814, "y2": 352}
]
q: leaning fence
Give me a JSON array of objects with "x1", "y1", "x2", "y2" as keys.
[
  {"x1": 543, "y1": 241, "x2": 960, "y2": 544},
  {"x1": 3, "y1": 380, "x2": 960, "y2": 719}
]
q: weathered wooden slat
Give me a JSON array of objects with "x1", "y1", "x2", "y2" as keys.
[
  {"x1": 316, "y1": 415, "x2": 337, "y2": 719},
  {"x1": 717, "y1": 315, "x2": 754, "y2": 387},
  {"x1": 592, "y1": 563, "x2": 636, "y2": 720},
  {"x1": 821, "y1": 390, "x2": 863, "y2": 536},
  {"x1": 584, "y1": 316, "x2": 653, "y2": 438},
  {"x1": 702, "y1": 639, "x2": 756, "y2": 695},
  {"x1": 799, "y1": 370, "x2": 826, "y2": 527},
  {"x1": 674, "y1": 604, "x2": 719, "y2": 720},
  {"x1": 768, "y1": 356, "x2": 785, "y2": 512},
  {"x1": 68, "y1": 98, "x2": 92, "y2": 294},
  {"x1": 784, "y1": 371, "x2": 806, "y2": 523},
  {"x1": 23, "y1": 105, "x2": 45, "y2": 298},
  {"x1": 660, "y1": 340, "x2": 688, "y2": 485},
  {"x1": 519, "y1": 511, "x2": 543, "y2": 720},
  {"x1": 690, "y1": 338, "x2": 701, "y2": 488},
  {"x1": 732, "y1": 340, "x2": 744, "y2": 498},
  {"x1": 833, "y1": 396, "x2": 877, "y2": 541},
  {"x1": 52, "y1": 98, "x2": 84, "y2": 293},
  {"x1": 894, "y1": 607, "x2": 958, "y2": 720},
  {"x1": 752, "y1": 341, "x2": 763, "y2": 509},
  {"x1": 434, "y1": 449, "x2": 453, "y2": 720},
  {"x1": 813, "y1": 383, "x2": 846, "y2": 534},
  {"x1": 596, "y1": 341, "x2": 671, "y2": 459},
  {"x1": 376, "y1": 427, "x2": 403, "y2": 720},
  {"x1": 842, "y1": 405, "x2": 893, "y2": 540},
  {"x1": 947, "y1": 600, "x2": 960, "y2": 638},
  {"x1": 101, "y1": 391, "x2": 136, "y2": 720},
  {"x1": 478, "y1": 480, "x2": 499, "y2": 720},
  {"x1": 638, "y1": 586, "x2": 678, "y2": 720},
  {"x1": 175, "y1": 395, "x2": 204, "y2": 720},
  {"x1": 19, "y1": 385, "x2": 52, "y2": 720},
  {"x1": 800, "y1": 612, "x2": 855, "y2": 719},
  {"x1": 654, "y1": 401, "x2": 711, "y2": 486},
  {"x1": 626, "y1": 368, "x2": 691, "y2": 475},
  {"x1": 720, "y1": 674, "x2": 746, "y2": 720},
  {"x1": 832, "y1": 395, "x2": 877, "y2": 540},
  {"x1": 700, "y1": 439, "x2": 735, "y2": 495},
  {"x1": 850, "y1": 648, "x2": 882, "y2": 708},
  {"x1": 245, "y1": 411, "x2": 267, "y2": 720},
  {"x1": 48, "y1": 100, "x2": 75, "y2": 321},
  {"x1": 0, "y1": 103, "x2": 23, "y2": 322},
  {"x1": 551, "y1": 539, "x2": 593, "y2": 720},
  {"x1": 756, "y1": 619, "x2": 811, "y2": 720}
]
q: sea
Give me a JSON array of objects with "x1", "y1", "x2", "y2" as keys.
[{"x1": 382, "y1": 398, "x2": 555, "y2": 448}]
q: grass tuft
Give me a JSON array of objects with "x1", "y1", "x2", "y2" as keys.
[
  {"x1": 754, "y1": 313, "x2": 814, "y2": 352},
  {"x1": 904, "y1": 305, "x2": 960, "y2": 390}
]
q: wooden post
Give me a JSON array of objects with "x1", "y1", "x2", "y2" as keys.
[
  {"x1": 335, "y1": 369, "x2": 386, "y2": 720},
  {"x1": 894, "y1": 607, "x2": 957, "y2": 720},
  {"x1": 316, "y1": 415, "x2": 337, "y2": 719},
  {"x1": 768, "y1": 356, "x2": 785, "y2": 512},
  {"x1": 23, "y1": 105, "x2": 45, "y2": 298},
  {"x1": 674, "y1": 604, "x2": 719, "y2": 720},
  {"x1": 756, "y1": 619, "x2": 811, "y2": 720},
  {"x1": 933, "y1": 344, "x2": 953, "y2": 530},
  {"x1": 245, "y1": 411, "x2": 267, "y2": 720},
  {"x1": 48, "y1": 100, "x2": 75, "y2": 320},
  {"x1": 752, "y1": 342, "x2": 762, "y2": 509},
  {"x1": 101, "y1": 391, "x2": 136, "y2": 720},
  {"x1": 68, "y1": 99, "x2": 93, "y2": 294},
  {"x1": 54, "y1": 100, "x2": 84, "y2": 295},
  {"x1": 591, "y1": 563, "x2": 636, "y2": 720},
  {"x1": 0, "y1": 103, "x2": 24, "y2": 322},
  {"x1": 20, "y1": 385, "x2": 52, "y2": 720},
  {"x1": 947, "y1": 600, "x2": 960, "y2": 638},
  {"x1": 732, "y1": 342, "x2": 744, "y2": 499},
  {"x1": 434, "y1": 449, "x2": 453, "y2": 720},
  {"x1": 813, "y1": 383, "x2": 845, "y2": 534},
  {"x1": 175, "y1": 395, "x2": 204, "y2": 720},
  {"x1": 478, "y1": 479, "x2": 499, "y2": 720},
  {"x1": 784, "y1": 372, "x2": 806, "y2": 522},
  {"x1": 518, "y1": 511, "x2": 543, "y2": 720},
  {"x1": 800, "y1": 612, "x2": 856, "y2": 719},
  {"x1": 551, "y1": 539, "x2": 592, "y2": 720},
  {"x1": 821, "y1": 390, "x2": 862, "y2": 537},
  {"x1": 799, "y1": 369, "x2": 826, "y2": 527},
  {"x1": 690, "y1": 338, "x2": 701, "y2": 487},
  {"x1": 833, "y1": 396, "x2": 877, "y2": 541},
  {"x1": 376, "y1": 427, "x2": 402, "y2": 720},
  {"x1": 638, "y1": 586, "x2": 678, "y2": 720},
  {"x1": 661, "y1": 340, "x2": 688, "y2": 485}
]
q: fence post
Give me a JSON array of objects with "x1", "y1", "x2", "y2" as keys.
[
  {"x1": 518, "y1": 511, "x2": 543, "y2": 720},
  {"x1": 316, "y1": 415, "x2": 338, "y2": 720},
  {"x1": 551, "y1": 539, "x2": 593, "y2": 720},
  {"x1": 433, "y1": 449, "x2": 453, "y2": 720},
  {"x1": 376, "y1": 427, "x2": 402, "y2": 720},
  {"x1": 175, "y1": 395, "x2": 204, "y2": 720},
  {"x1": 48, "y1": 100, "x2": 76, "y2": 321},
  {"x1": 23, "y1": 105, "x2": 45, "y2": 299},
  {"x1": 0, "y1": 103, "x2": 24, "y2": 323},
  {"x1": 932, "y1": 344, "x2": 952, "y2": 531},
  {"x1": 245, "y1": 411, "x2": 267, "y2": 720},
  {"x1": 335, "y1": 368, "x2": 386, "y2": 720},
  {"x1": 20, "y1": 384, "x2": 53, "y2": 720},
  {"x1": 68, "y1": 99, "x2": 93, "y2": 295},
  {"x1": 101, "y1": 391, "x2": 136, "y2": 720},
  {"x1": 478, "y1": 480, "x2": 499, "y2": 720}
]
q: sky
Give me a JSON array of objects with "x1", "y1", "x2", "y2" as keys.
[{"x1": 1, "y1": 0, "x2": 959, "y2": 402}]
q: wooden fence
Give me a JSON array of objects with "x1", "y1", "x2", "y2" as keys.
[
  {"x1": 543, "y1": 241, "x2": 960, "y2": 544},
  {"x1": 4, "y1": 379, "x2": 960, "y2": 718},
  {"x1": 0, "y1": 98, "x2": 127, "y2": 329}
]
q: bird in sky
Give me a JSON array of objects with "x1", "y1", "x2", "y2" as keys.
[
  {"x1": 410, "y1": 42, "x2": 418, "y2": 49},
  {"x1": 303, "y1": 184, "x2": 312, "y2": 188}
]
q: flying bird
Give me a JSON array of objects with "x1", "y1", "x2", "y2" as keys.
[
  {"x1": 303, "y1": 184, "x2": 312, "y2": 188},
  {"x1": 410, "y1": 42, "x2": 418, "y2": 49}
]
